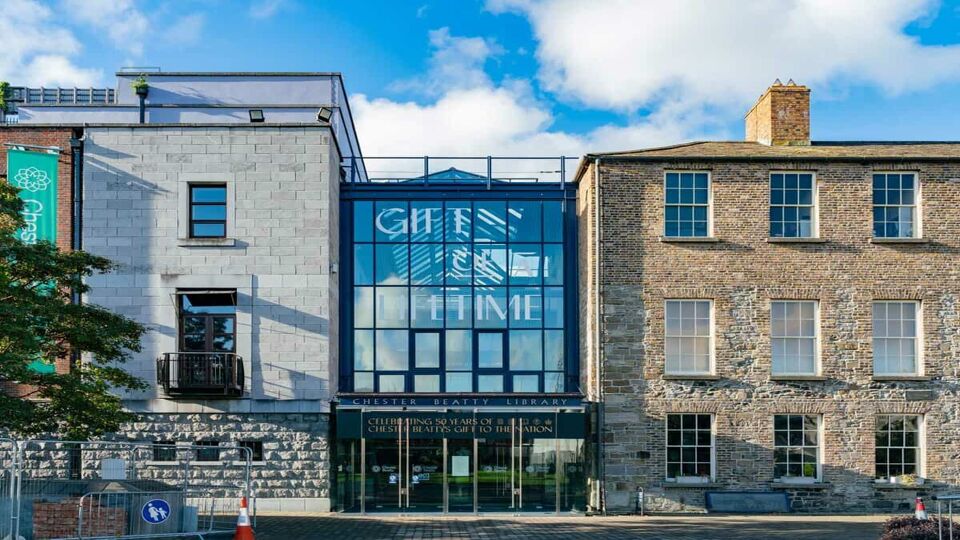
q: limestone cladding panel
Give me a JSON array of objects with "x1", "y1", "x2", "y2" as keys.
[
  {"x1": 81, "y1": 126, "x2": 337, "y2": 403},
  {"x1": 585, "y1": 159, "x2": 960, "y2": 513}
]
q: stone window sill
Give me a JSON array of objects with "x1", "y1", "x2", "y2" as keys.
[
  {"x1": 770, "y1": 375, "x2": 828, "y2": 382},
  {"x1": 766, "y1": 237, "x2": 827, "y2": 244},
  {"x1": 662, "y1": 374, "x2": 721, "y2": 381},
  {"x1": 870, "y1": 237, "x2": 928, "y2": 244},
  {"x1": 874, "y1": 483, "x2": 930, "y2": 490},
  {"x1": 145, "y1": 461, "x2": 178, "y2": 466},
  {"x1": 189, "y1": 461, "x2": 225, "y2": 466},
  {"x1": 659, "y1": 236, "x2": 720, "y2": 243},
  {"x1": 664, "y1": 481, "x2": 723, "y2": 489},
  {"x1": 872, "y1": 376, "x2": 932, "y2": 382},
  {"x1": 770, "y1": 481, "x2": 830, "y2": 489},
  {"x1": 231, "y1": 461, "x2": 267, "y2": 467},
  {"x1": 178, "y1": 237, "x2": 237, "y2": 248}
]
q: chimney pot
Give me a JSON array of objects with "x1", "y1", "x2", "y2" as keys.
[{"x1": 744, "y1": 81, "x2": 810, "y2": 146}]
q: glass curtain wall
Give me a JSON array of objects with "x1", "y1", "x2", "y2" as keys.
[{"x1": 351, "y1": 199, "x2": 567, "y2": 393}]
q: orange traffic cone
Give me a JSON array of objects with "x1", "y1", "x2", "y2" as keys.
[
  {"x1": 915, "y1": 497, "x2": 928, "y2": 520},
  {"x1": 234, "y1": 496, "x2": 255, "y2": 540}
]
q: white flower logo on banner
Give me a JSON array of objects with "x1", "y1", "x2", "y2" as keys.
[{"x1": 13, "y1": 167, "x2": 51, "y2": 193}]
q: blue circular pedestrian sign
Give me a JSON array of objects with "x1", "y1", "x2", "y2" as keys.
[{"x1": 141, "y1": 499, "x2": 171, "y2": 524}]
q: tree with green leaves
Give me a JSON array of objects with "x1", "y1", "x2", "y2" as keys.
[{"x1": 0, "y1": 176, "x2": 146, "y2": 440}]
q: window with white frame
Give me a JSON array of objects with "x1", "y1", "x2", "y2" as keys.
[
  {"x1": 872, "y1": 173, "x2": 918, "y2": 238},
  {"x1": 771, "y1": 301, "x2": 818, "y2": 376},
  {"x1": 873, "y1": 301, "x2": 920, "y2": 376},
  {"x1": 666, "y1": 414, "x2": 714, "y2": 480},
  {"x1": 664, "y1": 300, "x2": 712, "y2": 375},
  {"x1": 876, "y1": 415, "x2": 922, "y2": 480},
  {"x1": 773, "y1": 414, "x2": 820, "y2": 480},
  {"x1": 770, "y1": 172, "x2": 815, "y2": 238},
  {"x1": 664, "y1": 172, "x2": 710, "y2": 237}
]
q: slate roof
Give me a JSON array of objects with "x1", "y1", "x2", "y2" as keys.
[{"x1": 587, "y1": 141, "x2": 960, "y2": 161}]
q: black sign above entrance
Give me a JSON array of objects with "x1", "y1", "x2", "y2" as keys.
[
  {"x1": 336, "y1": 410, "x2": 586, "y2": 440},
  {"x1": 338, "y1": 394, "x2": 583, "y2": 409}
]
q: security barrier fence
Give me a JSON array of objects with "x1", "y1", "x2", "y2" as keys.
[{"x1": 0, "y1": 439, "x2": 253, "y2": 539}]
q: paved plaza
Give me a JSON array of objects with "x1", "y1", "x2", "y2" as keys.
[{"x1": 255, "y1": 513, "x2": 888, "y2": 539}]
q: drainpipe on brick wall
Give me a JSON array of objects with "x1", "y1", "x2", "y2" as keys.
[
  {"x1": 69, "y1": 130, "x2": 83, "y2": 371},
  {"x1": 70, "y1": 130, "x2": 83, "y2": 252},
  {"x1": 594, "y1": 157, "x2": 606, "y2": 515}
]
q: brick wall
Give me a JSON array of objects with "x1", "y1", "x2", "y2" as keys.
[
  {"x1": 585, "y1": 158, "x2": 960, "y2": 513},
  {"x1": 33, "y1": 497, "x2": 126, "y2": 539},
  {"x1": 0, "y1": 126, "x2": 76, "y2": 391},
  {"x1": 0, "y1": 127, "x2": 74, "y2": 251},
  {"x1": 744, "y1": 84, "x2": 810, "y2": 146}
]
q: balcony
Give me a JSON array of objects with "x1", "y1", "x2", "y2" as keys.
[{"x1": 156, "y1": 352, "x2": 244, "y2": 398}]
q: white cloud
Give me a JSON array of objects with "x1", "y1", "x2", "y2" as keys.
[
  {"x1": 249, "y1": 0, "x2": 287, "y2": 19},
  {"x1": 352, "y1": 26, "x2": 718, "y2": 159},
  {"x1": 63, "y1": 0, "x2": 149, "y2": 57},
  {"x1": 0, "y1": 0, "x2": 101, "y2": 86},
  {"x1": 163, "y1": 13, "x2": 206, "y2": 46},
  {"x1": 489, "y1": 0, "x2": 960, "y2": 112},
  {"x1": 18, "y1": 55, "x2": 103, "y2": 88}
]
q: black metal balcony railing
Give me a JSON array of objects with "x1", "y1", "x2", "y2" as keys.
[{"x1": 156, "y1": 352, "x2": 244, "y2": 397}]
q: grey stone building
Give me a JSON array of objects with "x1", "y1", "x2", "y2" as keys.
[
  {"x1": 576, "y1": 81, "x2": 960, "y2": 513},
  {"x1": 14, "y1": 71, "x2": 364, "y2": 512}
]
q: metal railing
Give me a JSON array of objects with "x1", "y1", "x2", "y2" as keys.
[
  {"x1": 935, "y1": 494, "x2": 960, "y2": 540},
  {"x1": 18, "y1": 87, "x2": 116, "y2": 105},
  {"x1": 341, "y1": 156, "x2": 579, "y2": 187},
  {"x1": 157, "y1": 352, "x2": 244, "y2": 397}
]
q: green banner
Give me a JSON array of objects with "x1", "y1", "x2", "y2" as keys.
[
  {"x1": 7, "y1": 148, "x2": 59, "y2": 374},
  {"x1": 8, "y1": 148, "x2": 58, "y2": 246}
]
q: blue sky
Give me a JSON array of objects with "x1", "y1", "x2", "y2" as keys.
[{"x1": 4, "y1": 0, "x2": 960, "y2": 155}]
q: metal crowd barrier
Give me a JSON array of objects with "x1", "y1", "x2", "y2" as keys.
[
  {"x1": 76, "y1": 490, "x2": 242, "y2": 539},
  {"x1": 0, "y1": 439, "x2": 253, "y2": 540},
  {"x1": 935, "y1": 494, "x2": 960, "y2": 540}
]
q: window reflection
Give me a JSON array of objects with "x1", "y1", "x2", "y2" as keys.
[
  {"x1": 352, "y1": 199, "x2": 568, "y2": 393},
  {"x1": 510, "y1": 330, "x2": 543, "y2": 370},
  {"x1": 375, "y1": 330, "x2": 408, "y2": 370},
  {"x1": 474, "y1": 202, "x2": 506, "y2": 242},
  {"x1": 478, "y1": 333, "x2": 504, "y2": 368}
]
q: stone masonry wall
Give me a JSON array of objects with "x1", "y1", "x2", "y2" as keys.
[
  {"x1": 586, "y1": 158, "x2": 960, "y2": 513},
  {"x1": 81, "y1": 125, "x2": 337, "y2": 406},
  {"x1": 112, "y1": 412, "x2": 331, "y2": 511}
]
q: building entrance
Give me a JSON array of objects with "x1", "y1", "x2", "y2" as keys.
[{"x1": 334, "y1": 409, "x2": 586, "y2": 514}]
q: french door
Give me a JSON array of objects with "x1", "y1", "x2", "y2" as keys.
[
  {"x1": 363, "y1": 418, "x2": 444, "y2": 512},
  {"x1": 476, "y1": 417, "x2": 557, "y2": 513}
]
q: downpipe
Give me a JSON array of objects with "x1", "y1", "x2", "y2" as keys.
[{"x1": 594, "y1": 157, "x2": 606, "y2": 515}]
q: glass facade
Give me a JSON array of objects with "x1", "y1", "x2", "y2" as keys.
[{"x1": 347, "y1": 198, "x2": 570, "y2": 393}]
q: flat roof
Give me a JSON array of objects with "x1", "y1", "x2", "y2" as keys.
[{"x1": 115, "y1": 71, "x2": 343, "y2": 77}]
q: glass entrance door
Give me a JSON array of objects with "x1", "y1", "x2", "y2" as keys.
[
  {"x1": 476, "y1": 437, "x2": 515, "y2": 512},
  {"x1": 446, "y1": 438, "x2": 474, "y2": 512},
  {"x1": 406, "y1": 438, "x2": 444, "y2": 512},
  {"x1": 364, "y1": 436, "x2": 402, "y2": 512},
  {"x1": 351, "y1": 412, "x2": 584, "y2": 514}
]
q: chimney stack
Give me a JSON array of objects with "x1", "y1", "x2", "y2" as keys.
[{"x1": 744, "y1": 80, "x2": 810, "y2": 146}]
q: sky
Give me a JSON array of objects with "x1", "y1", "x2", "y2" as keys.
[{"x1": 4, "y1": 0, "x2": 960, "y2": 157}]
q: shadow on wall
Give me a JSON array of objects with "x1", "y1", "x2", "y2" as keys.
[{"x1": 84, "y1": 144, "x2": 331, "y2": 403}]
